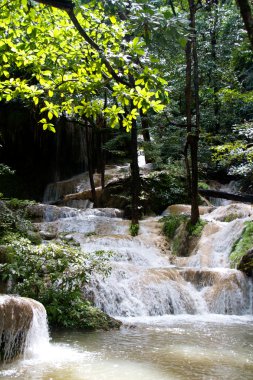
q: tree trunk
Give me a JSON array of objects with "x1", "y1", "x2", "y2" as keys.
[
  {"x1": 184, "y1": 0, "x2": 200, "y2": 225},
  {"x1": 198, "y1": 189, "x2": 253, "y2": 203},
  {"x1": 140, "y1": 109, "x2": 151, "y2": 164},
  {"x1": 85, "y1": 121, "x2": 97, "y2": 207},
  {"x1": 236, "y1": 0, "x2": 253, "y2": 50},
  {"x1": 130, "y1": 117, "x2": 141, "y2": 224},
  {"x1": 191, "y1": 0, "x2": 200, "y2": 225},
  {"x1": 184, "y1": 38, "x2": 192, "y2": 199}
]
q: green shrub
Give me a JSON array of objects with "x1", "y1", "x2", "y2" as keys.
[
  {"x1": 198, "y1": 181, "x2": 210, "y2": 190},
  {"x1": 187, "y1": 219, "x2": 206, "y2": 237},
  {"x1": 0, "y1": 238, "x2": 113, "y2": 328},
  {"x1": 230, "y1": 221, "x2": 253, "y2": 267},
  {"x1": 6, "y1": 198, "x2": 35, "y2": 210},
  {"x1": 161, "y1": 215, "x2": 187, "y2": 239},
  {"x1": 129, "y1": 223, "x2": 139, "y2": 236}
]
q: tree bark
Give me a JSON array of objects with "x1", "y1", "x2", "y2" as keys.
[
  {"x1": 191, "y1": 0, "x2": 200, "y2": 225},
  {"x1": 85, "y1": 121, "x2": 97, "y2": 207},
  {"x1": 184, "y1": 38, "x2": 192, "y2": 199},
  {"x1": 236, "y1": 0, "x2": 253, "y2": 50},
  {"x1": 184, "y1": 0, "x2": 200, "y2": 225},
  {"x1": 130, "y1": 117, "x2": 141, "y2": 224},
  {"x1": 198, "y1": 189, "x2": 253, "y2": 203}
]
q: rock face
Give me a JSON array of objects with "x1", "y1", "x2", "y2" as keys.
[{"x1": 0, "y1": 296, "x2": 43, "y2": 363}]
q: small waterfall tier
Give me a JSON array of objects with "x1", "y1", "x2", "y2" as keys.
[
  {"x1": 33, "y1": 204, "x2": 253, "y2": 320},
  {"x1": 0, "y1": 296, "x2": 49, "y2": 363}
]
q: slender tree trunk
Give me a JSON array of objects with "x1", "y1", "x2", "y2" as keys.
[
  {"x1": 184, "y1": 38, "x2": 193, "y2": 200},
  {"x1": 130, "y1": 117, "x2": 141, "y2": 224},
  {"x1": 139, "y1": 109, "x2": 151, "y2": 163},
  {"x1": 210, "y1": 5, "x2": 220, "y2": 132},
  {"x1": 236, "y1": 0, "x2": 253, "y2": 50},
  {"x1": 184, "y1": 0, "x2": 200, "y2": 225},
  {"x1": 85, "y1": 121, "x2": 97, "y2": 207},
  {"x1": 191, "y1": 0, "x2": 200, "y2": 225}
]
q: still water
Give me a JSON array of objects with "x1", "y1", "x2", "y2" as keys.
[{"x1": 1, "y1": 315, "x2": 253, "y2": 380}]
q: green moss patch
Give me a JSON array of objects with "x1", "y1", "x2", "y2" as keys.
[{"x1": 230, "y1": 221, "x2": 253, "y2": 268}]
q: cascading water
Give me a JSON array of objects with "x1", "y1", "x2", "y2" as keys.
[
  {"x1": 83, "y1": 206, "x2": 253, "y2": 318},
  {"x1": 32, "y1": 203, "x2": 253, "y2": 319}
]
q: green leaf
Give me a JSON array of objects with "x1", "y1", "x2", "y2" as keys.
[{"x1": 109, "y1": 15, "x2": 117, "y2": 24}]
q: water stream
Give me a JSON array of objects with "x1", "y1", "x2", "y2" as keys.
[{"x1": 1, "y1": 202, "x2": 253, "y2": 379}]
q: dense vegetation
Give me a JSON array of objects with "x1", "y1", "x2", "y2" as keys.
[{"x1": 0, "y1": 200, "x2": 119, "y2": 329}]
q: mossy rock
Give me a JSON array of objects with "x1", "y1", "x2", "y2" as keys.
[
  {"x1": 237, "y1": 248, "x2": 253, "y2": 276},
  {"x1": 78, "y1": 306, "x2": 122, "y2": 330}
]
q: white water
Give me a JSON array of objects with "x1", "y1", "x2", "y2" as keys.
[
  {"x1": 1, "y1": 203, "x2": 253, "y2": 379},
  {"x1": 32, "y1": 203, "x2": 253, "y2": 318}
]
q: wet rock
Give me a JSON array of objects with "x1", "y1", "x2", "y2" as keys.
[
  {"x1": 238, "y1": 248, "x2": 253, "y2": 276},
  {"x1": 0, "y1": 296, "x2": 44, "y2": 363}
]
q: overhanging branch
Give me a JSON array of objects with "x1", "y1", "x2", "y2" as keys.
[{"x1": 32, "y1": 0, "x2": 132, "y2": 88}]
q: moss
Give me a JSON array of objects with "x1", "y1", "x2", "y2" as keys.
[
  {"x1": 230, "y1": 221, "x2": 253, "y2": 268},
  {"x1": 162, "y1": 215, "x2": 206, "y2": 256},
  {"x1": 222, "y1": 213, "x2": 243, "y2": 222},
  {"x1": 187, "y1": 219, "x2": 206, "y2": 237},
  {"x1": 161, "y1": 215, "x2": 187, "y2": 240}
]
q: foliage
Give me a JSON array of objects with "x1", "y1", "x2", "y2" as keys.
[
  {"x1": 103, "y1": 131, "x2": 131, "y2": 158},
  {"x1": 6, "y1": 198, "x2": 35, "y2": 210},
  {"x1": 0, "y1": 199, "x2": 35, "y2": 239},
  {"x1": 161, "y1": 214, "x2": 206, "y2": 256},
  {"x1": 198, "y1": 181, "x2": 210, "y2": 190},
  {"x1": 212, "y1": 121, "x2": 253, "y2": 180},
  {"x1": 161, "y1": 214, "x2": 187, "y2": 240},
  {"x1": 143, "y1": 168, "x2": 188, "y2": 214},
  {"x1": 0, "y1": 0, "x2": 167, "y2": 133},
  {"x1": 230, "y1": 221, "x2": 253, "y2": 267},
  {"x1": 0, "y1": 236, "x2": 112, "y2": 328},
  {"x1": 129, "y1": 223, "x2": 139, "y2": 237},
  {"x1": 186, "y1": 219, "x2": 206, "y2": 237},
  {"x1": 0, "y1": 164, "x2": 15, "y2": 176}
]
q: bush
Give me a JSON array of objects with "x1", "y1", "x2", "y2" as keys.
[
  {"x1": 0, "y1": 237, "x2": 113, "y2": 329},
  {"x1": 161, "y1": 215, "x2": 187, "y2": 239},
  {"x1": 129, "y1": 223, "x2": 139, "y2": 236},
  {"x1": 187, "y1": 219, "x2": 206, "y2": 237}
]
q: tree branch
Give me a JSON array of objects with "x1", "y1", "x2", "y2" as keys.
[
  {"x1": 33, "y1": 0, "x2": 132, "y2": 87},
  {"x1": 33, "y1": 0, "x2": 74, "y2": 11}
]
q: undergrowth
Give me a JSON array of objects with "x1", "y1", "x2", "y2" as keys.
[{"x1": 230, "y1": 221, "x2": 253, "y2": 268}]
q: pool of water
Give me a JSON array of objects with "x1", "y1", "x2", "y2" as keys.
[{"x1": 1, "y1": 315, "x2": 253, "y2": 380}]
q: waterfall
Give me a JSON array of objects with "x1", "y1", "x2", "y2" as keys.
[
  {"x1": 43, "y1": 172, "x2": 92, "y2": 205},
  {"x1": 82, "y1": 204, "x2": 253, "y2": 319},
  {"x1": 24, "y1": 299, "x2": 50, "y2": 359},
  {"x1": 33, "y1": 203, "x2": 253, "y2": 321},
  {"x1": 0, "y1": 296, "x2": 49, "y2": 363}
]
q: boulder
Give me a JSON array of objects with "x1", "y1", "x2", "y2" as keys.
[{"x1": 0, "y1": 296, "x2": 43, "y2": 363}]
